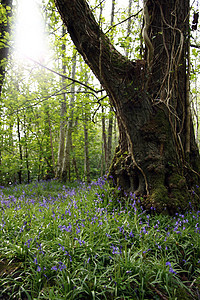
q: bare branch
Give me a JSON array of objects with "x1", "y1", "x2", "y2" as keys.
[
  {"x1": 191, "y1": 43, "x2": 200, "y2": 49},
  {"x1": 5, "y1": 86, "x2": 68, "y2": 116},
  {"x1": 23, "y1": 55, "x2": 104, "y2": 94},
  {"x1": 105, "y1": 9, "x2": 142, "y2": 34}
]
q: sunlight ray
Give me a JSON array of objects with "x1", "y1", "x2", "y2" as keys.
[{"x1": 15, "y1": 0, "x2": 47, "y2": 62}]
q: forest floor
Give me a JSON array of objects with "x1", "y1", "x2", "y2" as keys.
[{"x1": 0, "y1": 177, "x2": 200, "y2": 299}]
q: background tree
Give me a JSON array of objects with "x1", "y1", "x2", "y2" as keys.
[
  {"x1": 56, "y1": 26, "x2": 67, "y2": 179},
  {"x1": 60, "y1": 51, "x2": 77, "y2": 181},
  {"x1": 54, "y1": 0, "x2": 200, "y2": 212}
]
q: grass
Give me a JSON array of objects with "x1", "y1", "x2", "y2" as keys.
[{"x1": 0, "y1": 177, "x2": 200, "y2": 299}]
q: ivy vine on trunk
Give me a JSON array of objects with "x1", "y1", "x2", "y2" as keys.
[{"x1": 54, "y1": 0, "x2": 200, "y2": 213}]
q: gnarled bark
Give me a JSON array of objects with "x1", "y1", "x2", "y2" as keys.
[{"x1": 54, "y1": 0, "x2": 200, "y2": 212}]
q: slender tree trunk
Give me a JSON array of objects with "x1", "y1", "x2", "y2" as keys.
[
  {"x1": 82, "y1": 72, "x2": 91, "y2": 183},
  {"x1": 43, "y1": 104, "x2": 55, "y2": 178},
  {"x1": 84, "y1": 121, "x2": 90, "y2": 183},
  {"x1": 107, "y1": 110, "x2": 113, "y2": 168},
  {"x1": 72, "y1": 155, "x2": 80, "y2": 181},
  {"x1": 61, "y1": 52, "x2": 77, "y2": 181},
  {"x1": 17, "y1": 114, "x2": 23, "y2": 184},
  {"x1": 42, "y1": 104, "x2": 55, "y2": 179},
  {"x1": 125, "y1": 0, "x2": 133, "y2": 58},
  {"x1": 23, "y1": 114, "x2": 30, "y2": 183},
  {"x1": 47, "y1": 109, "x2": 55, "y2": 171},
  {"x1": 55, "y1": 0, "x2": 200, "y2": 212},
  {"x1": 56, "y1": 26, "x2": 67, "y2": 178},
  {"x1": 101, "y1": 105, "x2": 107, "y2": 171},
  {"x1": 57, "y1": 97, "x2": 67, "y2": 176},
  {"x1": 193, "y1": 59, "x2": 199, "y2": 148}
]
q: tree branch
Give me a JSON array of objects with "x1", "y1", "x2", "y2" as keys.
[
  {"x1": 190, "y1": 43, "x2": 200, "y2": 49},
  {"x1": 23, "y1": 55, "x2": 104, "y2": 93},
  {"x1": 105, "y1": 9, "x2": 142, "y2": 34}
]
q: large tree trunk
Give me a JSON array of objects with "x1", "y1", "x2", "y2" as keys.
[
  {"x1": 0, "y1": 0, "x2": 12, "y2": 95},
  {"x1": 54, "y1": 0, "x2": 200, "y2": 212},
  {"x1": 107, "y1": 0, "x2": 116, "y2": 168}
]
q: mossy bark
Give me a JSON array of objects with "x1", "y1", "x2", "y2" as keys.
[{"x1": 55, "y1": 0, "x2": 200, "y2": 213}]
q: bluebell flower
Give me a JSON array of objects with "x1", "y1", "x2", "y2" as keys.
[
  {"x1": 58, "y1": 261, "x2": 66, "y2": 270},
  {"x1": 76, "y1": 226, "x2": 81, "y2": 234},
  {"x1": 74, "y1": 237, "x2": 85, "y2": 246},
  {"x1": 59, "y1": 244, "x2": 65, "y2": 251},
  {"x1": 129, "y1": 230, "x2": 134, "y2": 237},
  {"x1": 34, "y1": 258, "x2": 38, "y2": 264},
  {"x1": 169, "y1": 267, "x2": 177, "y2": 274},
  {"x1": 166, "y1": 262, "x2": 177, "y2": 274},
  {"x1": 106, "y1": 233, "x2": 111, "y2": 238},
  {"x1": 25, "y1": 238, "x2": 32, "y2": 248},
  {"x1": 143, "y1": 249, "x2": 151, "y2": 254},
  {"x1": 110, "y1": 244, "x2": 122, "y2": 255},
  {"x1": 37, "y1": 266, "x2": 41, "y2": 272}
]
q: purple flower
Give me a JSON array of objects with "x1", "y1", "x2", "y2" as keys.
[
  {"x1": 58, "y1": 261, "x2": 66, "y2": 270},
  {"x1": 166, "y1": 262, "x2": 177, "y2": 274},
  {"x1": 59, "y1": 244, "x2": 65, "y2": 251},
  {"x1": 51, "y1": 266, "x2": 58, "y2": 271},
  {"x1": 106, "y1": 233, "x2": 111, "y2": 238},
  {"x1": 169, "y1": 267, "x2": 177, "y2": 274},
  {"x1": 74, "y1": 237, "x2": 85, "y2": 246},
  {"x1": 34, "y1": 258, "x2": 38, "y2": 264},
  {"x1": 143, "y1": 249, "x2": 151, "y2": 254},
  {"x1": 25, "y1": 238, "x2": 32, "y2": 248},
  {"x1": 110, "y1": 244, "x2": 122, "y2": 255},
  {"x1": 118, "y1": 226, "x2": 124, "y2": 233},
  {"x1": 76, "y1": 226, "x2": 81, "y2": 234},
  {"x1": 37, "y1": 266, "x2": 41, "y2": 272},
  {"x1": 59, "y1": 223, "x2": 72, "y2": 232}
]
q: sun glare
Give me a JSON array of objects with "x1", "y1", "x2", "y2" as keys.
[{"x1": 15, "y1": 0, "x2": 47, "y2": 62}]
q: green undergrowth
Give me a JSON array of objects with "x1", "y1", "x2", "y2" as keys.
[{"x1": 0, "y1": 177, "x2": 200, "y2": 299}]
